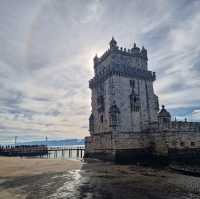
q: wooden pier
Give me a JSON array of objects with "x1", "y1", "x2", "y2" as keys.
[
  {"x1": 0, "y1": 145, "x2": 85, "y2": 159},
  {"x1": 0, "y1": 145, "x2": 48, "y2": 157},
  {"x1": 48, "y1": 146, "x2": 85, "y2": 159}
]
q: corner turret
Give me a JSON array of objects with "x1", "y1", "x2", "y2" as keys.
[
  {"x1": 93, "y1": 54, "x2": 99, "y2": 74},
  {"x1": 131, "y1": 42, "x2": 140, "y2": 55},
  {"x1": 158, "y1": 105, "x2": 171, "y2": 129},
  {"x1": 141, "y1": 46, "x2": 148, "y2": 60},
  {"x1": 93, "y1": 54, "x2": 99, "y2": 65},
  {"x1": 109, "y1": 37, "x2": 118, "y2": 50}
]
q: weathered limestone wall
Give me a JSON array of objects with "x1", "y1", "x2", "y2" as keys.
[
  {"x1": 95, "y1": 55, "x2": 112, "y2": 75},
  {"x1": 110, "y1": 51, "x2": 147, "y2": 70},
  {"x1": 95, "y1": 46, "x2": 148, "y2": 76},
  {"x1": 166, "y1": 131, "x2": 200, "y2": 149},
  {"x1": 91, "y1": 74, "x2": 158, "y2": 134},
  {"x1": 85, "y1": 131, "x2": 200, "y2": 162},
  {"x1": 85, "y1": 132, "x2": 151, "y2": 155}
]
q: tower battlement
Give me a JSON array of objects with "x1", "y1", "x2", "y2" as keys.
[{"x1": 94, "y1": 38, "x2": 148, "y2": 75}]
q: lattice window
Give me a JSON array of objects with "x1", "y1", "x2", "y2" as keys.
[
  {"x1": 191, "y1": 142, "x2": 195, "y2": 146},
  {"x1": 97, "y1": 95, "x2": 104, "y2": 112},
  {"x1": 89, "y1": 113, "x2": 94, "y2": 132},
  {"x1": 154, "y1": 94, "x2": 159, "y2": 111},
  {"x1": 180, "y1": 142, "x2": 185, "y2": 147},
  {"x1": 130, "y1": 94, "x2": 140, "y2": 112},
  {"x1": 130, "y1": 80, "x2": 135, "y2": 88},
  {"x1": 100, "y1": 115, "x2": 103, "y2": 123},
  {"x1": 109, "y1": 102, "x2": 120, "y2": 128},
  {"x1": 129, "y1": 79, "x2": 140, "y2": 112}
]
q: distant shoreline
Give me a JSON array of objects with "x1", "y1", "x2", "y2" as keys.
[{"x1": 0, "y1": 138, "x2": 85, "y2": 147}]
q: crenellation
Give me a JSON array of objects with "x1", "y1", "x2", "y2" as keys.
[{"x1": 95, "y1": 39, "x2": 148, "y2": 71}]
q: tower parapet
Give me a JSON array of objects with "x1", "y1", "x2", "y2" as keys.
[
  {"x1": 158, "y1": 105, "x2": 171, "y2": 129},
  {"x1": 157, "y1": 105, "x2": 200, "y2": 133},
  {"x1": 109, "y1": 37, "x2": 118, "y2": 50},
  {"x1": 93, "y1": 38, "x2": 149, "y2": 74}
]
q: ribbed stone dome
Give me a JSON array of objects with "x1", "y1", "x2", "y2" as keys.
[{"x1": 158, "y1": 105, "x2": 171, "y2": 118}]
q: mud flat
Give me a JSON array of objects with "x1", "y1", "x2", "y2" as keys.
[
  {"x1": 0, "y1": 157, "x2": 200, "y2": 198},
  {"x1": 0, "y1": 157, "x2": 81, "y2": 178},
  {"x1": 0, "y1": 157, "x2": 81, "y2": 199}
]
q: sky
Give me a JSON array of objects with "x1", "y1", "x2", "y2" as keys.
[{"x1": 0, "y1": 0, "x2": 200, "y2": 144}]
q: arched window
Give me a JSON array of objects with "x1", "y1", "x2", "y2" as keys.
[
  {"x1": 89, "y1": 113, "x2": 94, "y2": 133},
  {"x1": 180, "y1": 142, "x2": 184, "y2": 147},
  {"x1": 97, "y1": 95, "x2": 104, "y2": 112},
  {"x1": 130, "y1": 80, "x2": 135, "y2": 88},
  {"x1": 109, "y1": 101, "x2": 120, "y2": 129},
  {"x1": 191, "y1": 142, "x2": 195, "y2": 147},
  {"x1": 100, "y1": 115, "x2": 103, "y2": 123},
  {"x1": 130, "y1": 93, "x2": 140, "y2": 112}
]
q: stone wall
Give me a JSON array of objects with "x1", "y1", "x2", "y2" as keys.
[{"x1": 85, "y1": 131, "x2": 200, "y2": 163}]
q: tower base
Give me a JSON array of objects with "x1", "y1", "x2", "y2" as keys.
[{"x1": 85, "y1": 132, "x2": 200, "y2": 165}]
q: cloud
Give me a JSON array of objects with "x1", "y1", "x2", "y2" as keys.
[
  {"x1": 0, "y1": 0, "x2": 200, "y2": 143},
  {"x1": 192, "y1": 110, "x2": 200, "y2": 121}
]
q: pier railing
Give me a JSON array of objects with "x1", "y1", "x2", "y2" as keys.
[
  {"x1": 48, "y1": 146, "x2": 85, "y2": 159},
  {"x1": 0, "y1": 145, "x2": 85, "y2": 159},
  {"x1": 0, "y1": 145, "x2": 48, "y2": 156}
]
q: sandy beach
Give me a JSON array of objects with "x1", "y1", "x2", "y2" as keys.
[
  {"x1": 0, "y1": 157, "x2": 81, "y2": 199},
  {"x1": 0, "y1": 157, "x2": 81, "y2": 178},
  {"x1": 0, "y1": 157, "x2": 200, "y2": 198}
]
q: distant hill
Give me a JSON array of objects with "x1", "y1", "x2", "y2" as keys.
[{"x1": 17, "y1": 139, "x2": 85, "y2": 147}]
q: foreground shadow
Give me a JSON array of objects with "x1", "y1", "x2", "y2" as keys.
[{"x1": 74, "y1": 160, "x2": 199, "y2": 199}]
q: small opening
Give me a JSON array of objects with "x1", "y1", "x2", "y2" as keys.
[
  {"x1": 100, "y1": 115, "x2": 103, "y2": 123},
  {"x1": 150, "y1": 142, "x2": 155, "y2": 147},
  {"x1": 130, "y1": 80, "x2": 135, "y2": 88},
  {"x1": 191, "y1": 142, "x2": 195, "y2": 146},
  {"x1": 172, "y1": 140, "x2": 177, "y2": 146},
  {"x1": 180, "y1": 142, "x2": 184, "y2": 146}
]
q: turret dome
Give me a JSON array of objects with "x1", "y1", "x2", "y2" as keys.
[
  {"x1": 109, "y1": 37, "x2": 117, "y2": 49},
  {"x1": 131, "y1": 42, "x2": 140, "y2": 55},
  {"x1": 141, "y1": 46, "x2": 148, "y2": 59},
  {"x1": 158, "y1": 105, "x2": 171, "y2": 118}
]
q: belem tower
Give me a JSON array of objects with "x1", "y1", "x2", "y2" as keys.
[{"x1": 85, "y1": 38, "x2": 200, "y2": 164}]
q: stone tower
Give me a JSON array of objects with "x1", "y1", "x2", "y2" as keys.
[
  {"x1": 85, "y1": 38, "x2": 200, "y2": 164},
  {"x1": 89, "y1": 38, "x2": 159, "y2": 135}
]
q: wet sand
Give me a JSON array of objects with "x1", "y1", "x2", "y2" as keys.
[
  {"x1": 0, "y1": 157, "x2": 81, "y2": 199},
  {"x1": 0, "y1": 157, "x2": 200, "y2": 198},
  {"x1": 0, "y1": 157, "x2": 81, "y2": 177}
]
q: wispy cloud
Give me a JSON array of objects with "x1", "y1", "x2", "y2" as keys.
[{"x1": 0, "y1": 0, "x2": 199, "y2": 143}]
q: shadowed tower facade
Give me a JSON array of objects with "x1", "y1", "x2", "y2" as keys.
[{"x1": 89, "y1": 38, "x2": 159, "y2": 135}]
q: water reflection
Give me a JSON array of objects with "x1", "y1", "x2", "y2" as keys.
[
  {"x1": 48, "y1": 160, "x2": 200, "y2": 199},
  {"x1": 49, "y1": 170, "x2": 81, "y2": 199}
]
